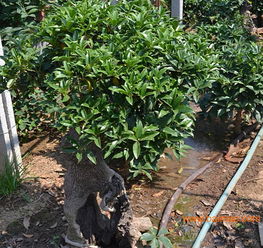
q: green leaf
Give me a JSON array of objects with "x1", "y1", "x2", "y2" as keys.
[
  {"x1": 104, "y1": 140, "x2": 119, "y2": 159},
  {"x1": 150, "y1": 238, "x2": 159, "y2": 248},
  {"x1": 140, "y1": 233, "x2": 155, "y2": 241},
  {"x1": 87, "y1": 151, "x2": 96, "y2": 164},
  {"x1": 158, "y1": 228, "x2": 169, "y2": 236},
  {"x1": 150, "y1": 227, "x2": 158, "y2": 236},
  {"x1": 159, "y1": 236, "x2": 173, "y2": 248},
  {"x1": 158, "y1": 110, "x2": 169, "y2": 118},
  {"x1": 76, "y1": 152, "x2": 83, "y2": 163},
  {"x1": 93, "y1": 137, "x2": 101, "y2": 148},
  {"x1": 135, "y1": 120, "x2": 143, "y2": 139},
  {"x1": 7, "y1": 79, "x2": 15, "y2": 88},
  {"x1": 144, "y1": 170, "x2": 153, "y2": 180},
  {"x1": 140, "y1": 132, "x2": 159, "y2": 141},
  {"x1": 61, "y1": 95, "x2": 70, "y2": 102},
  {"x1": 124, "y1": 149, "x2": 129, "y2": 160},
  {"x1": 164, "y1": 152, "x2": 173, "y2": 160},
  {"x1": 61, "y1": 121, "x2": 72, "y2": 127},
  {"x1": 133, "y1": 142, "x2": 141, "y2": 159},
  {"x1": 125, "y1": 96, "x2": 133, "y2": 105},
  {"x1": 112, "y1": 151, "x2": 124, "y2": 159},
  {"x1": 75, "y1": 127, "x2": 81, "y2": 135},
  {"x1": 246, "y1": 85, "x2": 254, "y2": 90},
  {"x1": 172, "y1": 149, "x2": 180, "y2": 159},
  {"x1": 163, "y1": 127, "x2": 178, "y2": 137}
]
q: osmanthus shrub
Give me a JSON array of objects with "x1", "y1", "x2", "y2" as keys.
[
  {"x1": 200, "y1": 37, "x2": 263, "y2": 126},
  {"x1": 0, "y1": 0, "x2": 68, "y2": 137},
  {"x1": 40, "y1": 0, "x2": 197, "y2": 179},
  {"x1": 183, "y1": 0, "x2": 244, "y2": 26},
  {"x1": 183, "y1": 0, "x2": 263, "y2": 130},
  {"x1": 0, "y1": 34, "x2": 60, "y2": 137},
  {"x1": 195, "y1": 17, "x2": 263, "y2": 131},
  {"x1": 1, "y1": 0, "x2": 217, "y2": 178},
  {"x1": 0, "y1": 0, "x2": 65, "y2": 47}
]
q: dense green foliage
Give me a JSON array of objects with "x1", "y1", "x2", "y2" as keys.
[
  {"x1": 0, "y1": 0, "x2": 63, "y2": 136},
  {"x1": 38, "y1": 0, "x2": 195, "y2": 178},
  {"x1": 184, "y1": 0, "x2": 244, "y2": 26},
  {"x1": 1, "y1": 0, "x2": 262, "y2": 178},
  {"x1": 184, "y1": 0, "x2": 262, "y2": 27},
  {"x1": 0, "y1": 37, "x2": 57, "y2": 135},
  {"x1": 184, "y1": 0, "x2": 263, "y2": 126},
  {"x1": 0, "y1": 0, "x2": 219, "y2": 178},
  {"x1": 198, "y1": 22, "x2": 263, "y2": 123},
  {"x1": 0, "y1": 0, "x2": 57, "y2": 46}
]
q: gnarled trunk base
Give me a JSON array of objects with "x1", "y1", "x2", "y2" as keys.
[
  {"x1": 76, "y1": 190, "x2": 134, "y2": 248},
  {"x1": 61, "y1": 129, "x2": 138, "y2": 248}
]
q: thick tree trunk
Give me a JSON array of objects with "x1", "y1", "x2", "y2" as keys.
[{"x1": 61, "y1": 129, "x2": 137, "y2": 248}]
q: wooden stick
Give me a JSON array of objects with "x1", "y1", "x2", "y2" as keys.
[{"x1": 158, "y1": 154, "x2": 222, "y2": 242}]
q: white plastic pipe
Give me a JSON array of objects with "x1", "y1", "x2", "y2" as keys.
[{"x1": 192, "y1": 125, "x2": 263, "y2": 248}]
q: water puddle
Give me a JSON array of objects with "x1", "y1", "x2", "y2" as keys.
[
  {"x1": 151, "y1": 136, "x2": 220, "y2": 247},
  {"x1": 156, "y1": 137, "x2": 218, "y2": 190}
]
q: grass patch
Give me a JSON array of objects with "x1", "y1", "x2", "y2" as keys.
[{"x1": 0, "y1": 160, "x2": 25, "y2": 196}]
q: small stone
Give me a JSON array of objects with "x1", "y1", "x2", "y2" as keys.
[
  {"x1": 195, "y1": 210, "x2": 203, "y2": 217},
  {"x1": 176, "y1": 210, "x2": 183, "y2": 215},
  {"x1": 132, "y1": 217, "x2": 152, "y2": 232}
]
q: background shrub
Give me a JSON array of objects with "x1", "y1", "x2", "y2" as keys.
[
  {"x1": 183, "y1": 0, "x2": 244, "y2": 26},
  {"x1": 183, "y1": 0, "x2": 263, "y2": 130}
]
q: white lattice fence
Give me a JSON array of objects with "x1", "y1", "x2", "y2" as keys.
[{"x1": 0, "y1": 37, "x2": 22, "y2": 173}]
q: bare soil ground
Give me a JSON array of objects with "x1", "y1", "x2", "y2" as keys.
[{"x1": 0, "y1": 122, "x2": 262, "y2": 248}]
